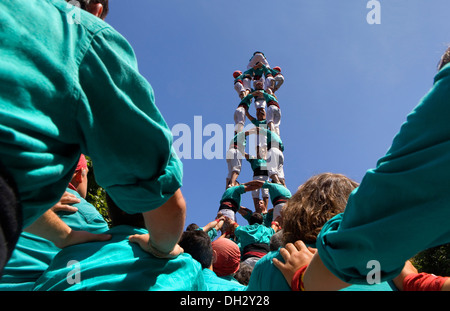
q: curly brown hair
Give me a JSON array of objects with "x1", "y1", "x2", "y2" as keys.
[
  {"x1": 438, "y1": 46, "x2": 450, "y2": 71},
  {"x1": 282, "y1": 173, "x2": 359, "y2": 245}
]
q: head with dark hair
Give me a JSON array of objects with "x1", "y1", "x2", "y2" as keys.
[
  {"x1": 105, "y1": 194, "x2": 145, "y2": 229},
  {"x1": 67, "y1": 0, "x2": 109, "y2": 19},
  {"x1": 185, "y1": 223, "x2": 200, "y2": 231},
  {"x1": 234, "y1": 262, "x2": 253, "y2": 286},
  {"x1": 248, "y1": 212, "x2": 263, "y2": 225},
  {"x1": 178, "y1": 230, "x2": 214, "y2": 269},
  {"x1": 438, "y1": 46, "x2": 450, "y2": 71},
  {"x1": 282, "y1": 173, "x2": 359, "y2": 245}
]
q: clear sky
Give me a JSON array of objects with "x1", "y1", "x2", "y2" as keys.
[{"x1": 105, "y1": 1, "x2": 450, "y2": 229}]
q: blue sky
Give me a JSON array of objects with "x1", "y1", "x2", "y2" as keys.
[{"x1": 106, "y1": 1, "x2": 450, "y2": 229}]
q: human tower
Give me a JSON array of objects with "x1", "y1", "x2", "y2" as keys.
[{"x1": 216, "y1": 51, "x2": 290, "y2": 234}]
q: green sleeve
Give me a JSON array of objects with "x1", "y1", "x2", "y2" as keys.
[
  {"x1": 261, "y1": 65, "x2": 273, "y2": 77},
  {"x1": 316, "y1": 64, "x2": 450, "y2": 284},
  {"x1": 239, "y1": 93, "x2": 254, "y2": 109},
  {"x1": 262, "y1": 182, "x2": 292, "y2": 203},
  {"x1": 259, "y1": 128, "x2": 284, "y2": 151},
  {"x1": 263, "y1": 92, "x2": 278, "y2": 103},
  {"x1": 221, "y1": 185, "x2": 246, "y2": 202},
  {"x1": 77, "y1": 27, "x2": 183, "y2": 215}
]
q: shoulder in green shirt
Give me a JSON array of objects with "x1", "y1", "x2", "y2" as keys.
[
  {"x1": 32, "y1": 225, "x2": 207, "y2": 291},
  {"x1": 0, "y1": 0, "x2": 182, "y2": 227},
  {"x1": 0, "y1": 187, "x2": 109, "y2": 291}
]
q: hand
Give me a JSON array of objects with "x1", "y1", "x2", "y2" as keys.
[
  {"x1": 273, "y1": 240, "x2": 316, "y2": 288},
  {"x1": 244, "y1": 180, "x2": 265, "y2": 191},
  {"x1": 237, "y1": 206, "x2": 252, "y2": 216},
  {"x1": 128, "y1": 233, "x2": 184, "y2": 259},
  {"x1": 51, "y1": 191, "x2": 80, "y2": 213}
]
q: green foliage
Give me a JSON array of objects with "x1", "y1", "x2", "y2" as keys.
[
  {"x1": 85, "y1": 156, "x2": 111, "y2": 227},
  {"x1": 412, "y1": 243, "x2": 450, "y2": 276}
]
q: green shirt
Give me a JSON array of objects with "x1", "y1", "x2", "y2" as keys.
[
  {"x1": 239, "y1": 93, "x2": 254, "y2": 110},
  {"x1": 258, "y1": 90, "x2": 278, "y2": 104},
  {"x1": 262, "y1": 65, "x2": 281, "y2": 77},
  {"x1": 0, "y1": 0, "x2": 182, "y2": 227},
  {"x1": 262, "y1": 181, "x2": 292, "y2": 205},
  {"x1": 202, "y1": 268, "x2": 246, "y2": 291},
  {"x1": 246, "y1": 250, "x2": 395, "y2": 291},
  {"x1": 0, "y1": 188, "x2": 109, "y2": 291},
  {"x1": 258, "y1": 128, "x2": 284, "y2": 152},
  {"x1": 234, "y1": 223, "x2": 275, "y2": 251},
  {"x1": 316, "y1": 63, "x2": 450, "y2": 284},
  {"x1": 229, "y1": 131, "x2": 247, "y2": 154},
  {"x1": 220, "y1": 185, "x2": 246, "y2": 208},
  {"x1": 246, "y1": 158, "x2": 268, "y2": 176},
  {"x1": 32, "y1": 225, "x2": 207, "y2": 291},
  {"x1": 234, "y1": 69, "x2": 253, "y2": 84},
  {"x1": 250, "y1": 118, "x2": 267, "y2": 127}
]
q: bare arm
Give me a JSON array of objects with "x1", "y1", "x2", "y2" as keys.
[
  {"x1": 129, "y1": 188, "x2": 186, "y2": 258},
  {"x1": 302, "y1": 252, "x2": 350, "y2": 291},
  {"x1": 25, "y1": 209, "x2": 111, "y2": 248},
  {"x1": 273, "y1": 240, "x2": 349, "y2": 291}
]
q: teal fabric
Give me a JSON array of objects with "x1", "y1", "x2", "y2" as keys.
[
  {"x1": 246, "y1": 158, "x2": 268, "y2": 174},
  {"x1": 258, "y1": 128, "x2": 284, "y2": 152},
  {"x1": 0, "y1": 188, "x2": 109, "y2": 291},
  {"x1": 250, "y1": 118, "x2": 267, "y2": 127},
  {"x1": 259, "y1": 90, "x2": 278, "y2": 104},
  {"x1": 0, "y1": 0, "x2": 182, "y2": 227},
  {"x1": 32, "y1": 226, "x2": 207, "y2": 291},
  {"x1": 239, "y1": 93, "x2": 254, "y2": 110},
  {"x1": 220, "y1": 185, "x2": 246, "y2": 207},
  {"x1": 262, "y1": 65, "x2": 281, "y2": 78},
  {"x1": 316, "y1": 63, "x2": 450, "y2": 284},
  {"x1": 246, "y1": 250, "x2": 396, "y2": 291},
  {"x1": 202, "y1": 268, "x2": 246, "y2": 291},
  {"x1": 262, "y1": 181, "x2": 292, "y2": 204},
  {"x1": 229, "y1": 131, "x2": 247, "y2": 152},
  {"x1": 198, "y1": 227, "x2": 218, "y2": 241},
  {"x1": 234, "y1": 224, "x2": 275, "y2": 251}
]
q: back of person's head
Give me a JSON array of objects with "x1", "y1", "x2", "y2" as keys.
[
  {"x1": 234, "y1": 262, "x2": 253, "y2": 286},
  {"x1": 438, "y1": 46, "x2": 450, "y2": 71},
  {"x1": 282, "y1": 173, "x2": 359, "y2": 245},
  {"x1": 269, "y1": 230, "x2": 284, "y2": 251},
  {"x1": 211, "y1": 238, "x2": 241, "y2": 277},
  {"x1": 178, "y1": 230, "x2": 213, "y2": 269},
  {"x1": 105, "y1": 194, "x2": 145, "y2": 228},
  {"x1": 248, "y1": 212, "x2": 263, "y2": 225},
  {"x1": 185, "y1": 223, "x2": 200, "y2": 231}
]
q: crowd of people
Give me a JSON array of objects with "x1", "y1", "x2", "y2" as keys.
[{"x1": 1, "y1": 0, "x2": 450, "y2": 292}]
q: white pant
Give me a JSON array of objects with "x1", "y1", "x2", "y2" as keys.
[
  {"x1": 218, "y1": 208, "x2": 236, "y2": 222},
  {"x1": 226, "y1": 148, "x2": 243, "y2": 179},
  {"x1": 273, "y1": 203, "x2": 285, "y2": 221},
  {"x1": 234, "y1": 106, "x2": 246, "y2": 132},
  {"x1": 267, "y1": 148, "x2": 285, "y2": 179},
  {"x1": 251, "y1": 175, "x2": 269, "y2": 199},
  {"x1": 265, "y1": 75, "x2": 284, "y2": 91},
  {"x1": 254, "y1": 98, "x2": 266, "y2": 110},
  {"x1": 266, "y1": 105, "x2": 281, "y2": 135},
  {"x1": 247, "y1": 53, "x2": 270, "y2": 70},
  {"x1": 234, "y1": 82, "x2": 245, "y2": 95}
]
